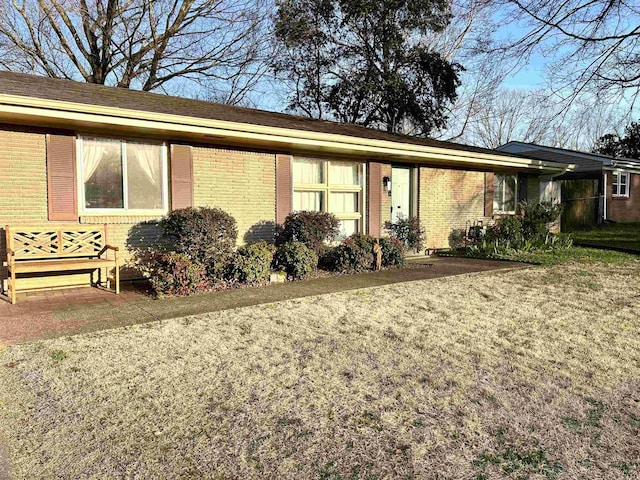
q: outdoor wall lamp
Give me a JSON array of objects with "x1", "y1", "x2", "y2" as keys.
[{"x1": 383, "y1": 176, "x2": 391, "y2": 196}]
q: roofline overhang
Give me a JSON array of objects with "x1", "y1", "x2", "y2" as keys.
[
  {"x1": 498, "y1": 141, "x2": 615, "y2": 165},
  {"x1": 604, "y1": 164, "x2": 640, "y2": 174},
  {"x1": 0, "y1": 93, "x2": 573, "y2": 174}
]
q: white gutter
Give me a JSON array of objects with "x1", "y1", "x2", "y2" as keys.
[{"x1": 0, "y1": 93, "x2": 573, "y2": 173}]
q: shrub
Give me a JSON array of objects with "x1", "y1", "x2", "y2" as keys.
[
  {"x1": 484, "y1": 215, "x2": 524, "y2": 250},
  {"x1": 277, "y1": 211, "x2": 340, "y2": 252},
  {"x1": 321, "y1": 233, "x2": 376, "y2": 272},
  {"x1": 160, "y1": 207, "x2": 237, "y2": 279},
  {"x1": 379, "y1": 237, "x2": 406, "y2": 268},
  {"x1": 477, "y1": 201, "x2": 569, "y2": 256},
  {"x1": 519, "y1": 201, "x2": 563, "y2": 238},
  {"x1": 148, "y1": 252, "x2": 211, "y2": 297},
  {"x1": 272, "y1": 242, "x2": 318, "y2": 280},
  {"x1": 448, "y1": 228, "x2": 467, "y2": 249},
  {"x1": 229, "y1": 240, "x2": 276, "y2": 284},
  {"x1": 385, "y1": 216, "x2": 425, "y2": 252}
]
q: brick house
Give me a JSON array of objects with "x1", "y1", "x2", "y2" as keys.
[
  {"x1": 0, "y1": 72, "x2": 571, "y2": 291},
  {"x1": 498, "y1": 142, "x2": 640, "y2": 226}
]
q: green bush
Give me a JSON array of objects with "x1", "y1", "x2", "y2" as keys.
[
  {"x1": 160, "y1": 207, "x2": 237, "y2": 279},
  {"x1": 321, "y1": 234, "x2": 406, "y2": 272},
  {"x1": 148, "y1": 252, "x2": 211, "y2": 297},
  {"x1": 476, "y1": 201, "x2": 569, "y2": 256},
  {"x1": 229, "y1": 240, "x2": 276, "y2": 284},
  {"x1": 384, "y1": 216, "x2": 425, "y2": 252},
  {"x1": 484, "y1": 215, "x2": 524, "y2": 250},
  {"x1": 380, "y1": 237, "x2": 406, "y2": 268},
  {"x1": 272, "y1": 241, "x2": 318, "y2": 280},
  {"x1": 277, "y1": 211, "x2": 340, "y2": 253},
  {"x1": 321, "y1": 233, "x2": 375, "y2": 272},
  {"x1": 520, "y1": 201, "x2": 563, "y2": 238}
]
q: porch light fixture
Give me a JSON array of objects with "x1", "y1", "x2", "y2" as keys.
[{"x1": 383, "y1": 176, "x2": 391, "y2": 196}]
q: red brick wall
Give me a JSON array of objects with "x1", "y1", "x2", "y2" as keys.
[{"x1": 606, "y1": 172, "x2": 640, "y2": 222}]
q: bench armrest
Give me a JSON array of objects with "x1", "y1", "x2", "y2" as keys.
[
  {"x1": 98, "y1": 245, "x2": 120, "y2": 263},
  {"x1": 5, "y1": 248, "x2": 15, "y2": 268}
]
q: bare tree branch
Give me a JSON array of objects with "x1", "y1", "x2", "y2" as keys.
[{"x1": 0, "y1": 0, "x2": 274, "y2": 103}]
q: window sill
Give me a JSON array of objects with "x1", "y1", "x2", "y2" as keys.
[
  {"x1": 611, "y1": 195, "x2": 630, "y2": 199},
  {"x1": 80, "y1": 213, "x2": 166, "y2": 225}
]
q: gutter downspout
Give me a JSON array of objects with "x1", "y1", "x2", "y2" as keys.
[
  {"x1": 541, "y1": 163, "x2": 575, "y2": 202},
  {"x1": 603, "y1": 172, "x2": 608, "y2": 221}
]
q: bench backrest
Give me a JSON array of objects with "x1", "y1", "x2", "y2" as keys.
[{"x1": 6, "y1": 225, "x2": 107, "y2": 260}]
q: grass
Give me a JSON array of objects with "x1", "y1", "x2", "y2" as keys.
[
  {"x1": 569, "y1": 222, "x2": 640, "y2": 252},
  {"x1": 440, "y1": 245, "x2": 640, "y2": 266},
  {"x1": 2, "y1": 261, "x2": 640, "y2": 478}
]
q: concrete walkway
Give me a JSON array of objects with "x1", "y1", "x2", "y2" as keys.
[{"x1": 0, "y1": 257, "x2": 524, "y2": 346}]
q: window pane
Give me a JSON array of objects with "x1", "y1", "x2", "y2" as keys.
[
  {"x1": 338, "y1": 219, "x2": 358, "y2": 239},
  {"x1": 294, "y1": 191, "x2": 323, "y2": 211},
  {"x1": 127, "y1": 142, "x2": 163, "y2": 209},
  {"x1": 329, "y1": 192, "x2": 358, "y2": 213},
  {"x1": 503, "y1": 174, "x2": 517, "y2": 211},
  {"x1": 329, "y1": 161, "x2": 360, "y2": 185},
  {"x1": 494, "y1": 174, "x2": 516, "y2": 212},
  {"x1": 83, "y1": 138, "x2": 123, "y2": 209},
  {"x1": 613, "y1": 183, "x2": 619, "y2": 195},
  {"x1": 620, "y1": 174, "x2": 628, "y2": 185},
  {"x1": 293, "y1": 159, "x2": 323, "y2": 184},
  {"x1": 494, "y1": 174, "x2": 505, "y2": 211}
]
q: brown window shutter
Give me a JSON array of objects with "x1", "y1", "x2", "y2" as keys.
[
  {"x1": 517, "y1": 173, "x2": 528, "y2": 203},
  {"x1": 484, "y1": 172, "x2": 494, "y2": 217},
  {"x1": 368, "y1": 162, "x2": 383, "y2": 237},
  {"x1": 276, "y1": 154, "x2": 293, "y2": 224},
  {"x1": 170, "y1": 145, "x2": 194, "y2": 210},
  {"x1": 46, "y1": 133, "x2": 78, "y2": 221}
]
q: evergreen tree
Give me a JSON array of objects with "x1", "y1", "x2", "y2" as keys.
[{"x1": 273, "y1": 0, "x2": 462, "y2": 136}]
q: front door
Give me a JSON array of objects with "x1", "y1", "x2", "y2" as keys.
[{"x1": 391, "y1": 167, "x2": 412, "y2": 222}]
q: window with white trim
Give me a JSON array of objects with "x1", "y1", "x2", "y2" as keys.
[
  {"x1": 293, "y1": 158, "x2": 365, "y2": 238},
  {"x1": 78, "y1": 137, "x2": 168, "y2": 212},
  {"x1": 612, "y1": 172, "x2": 630, "y2": 197},
  {"x1": 494, "y1": 173, "x2": 518, "y2": 213}
]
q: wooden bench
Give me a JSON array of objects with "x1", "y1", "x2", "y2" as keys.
[{"x1": 5, "y1": 224, "x2": 119, "y2": 304}]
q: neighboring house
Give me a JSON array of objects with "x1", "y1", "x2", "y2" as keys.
[
  {"x1": 498, "y1": 141, "x2": 640, "y2": 226},
  {"x1": 0, "y1": 71, "x2": 571, "y2": 291}
]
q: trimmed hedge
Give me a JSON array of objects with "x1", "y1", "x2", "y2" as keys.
[
  {"x1": 160, "y1": 207, "x2": 237, "y2": 279},
  {"x1": 380, "y1": 237, "x2": 406, "y2": 268},
  {"x1": 320, "y1": 234, "x2": 406, "y2": 272},
  {"x1": 273, "y1": 241, "x2": 318, "y2": 280},
  {"x1": 229, "y1": 240, "x2": 276, "y2": 284},
  {"x1": 149, "y1": 252, "x2": 211, "y2": 297},
  {"x1": 277, "y1": 211, "x2": 340, "y2": 253}
]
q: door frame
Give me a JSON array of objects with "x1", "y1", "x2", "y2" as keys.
[{"x1": 390, "y1": 165, "x2": 417, "y2": 221}]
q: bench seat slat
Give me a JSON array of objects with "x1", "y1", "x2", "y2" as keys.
[{"x1": 10, "y1": 258, "x2": 116, "y2": 273}]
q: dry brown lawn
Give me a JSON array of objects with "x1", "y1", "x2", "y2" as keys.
[{"x1": 1, "y1": 261, "x2": 640, "y2": 479}]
